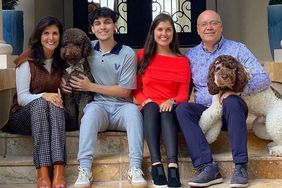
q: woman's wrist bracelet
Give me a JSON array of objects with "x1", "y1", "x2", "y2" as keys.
[{"x1": 169, "y1": 98, "x2": 177, "y2": 106}]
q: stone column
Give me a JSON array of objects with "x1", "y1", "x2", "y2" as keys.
[
  {"x1": 0, "y1": 0, "x2": 15, "y2": 128},
  {"x1": 0, "y1": 0, "x2": 13, "y2": 55},
  {"x1": 274, "y1": 40, "x2": 282, "y2": 62}
]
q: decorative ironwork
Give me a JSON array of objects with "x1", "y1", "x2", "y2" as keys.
[
  {"x1": 88, "y1": 0, "x2": 128, "y2": 34},
  {"x1": 152, "y1": 0, "x2": 192, "y2": 33},
  {"x1": 116, "y1": 0, "x2": 127, "y2": 34}
]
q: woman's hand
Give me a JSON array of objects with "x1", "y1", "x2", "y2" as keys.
[
  {"x1": 60, "y1": 78, "x2": 72, "y2": 94},
  {"x1": 69, "y1": 74, "x2": 91, "y2": 92},
  {"x1": 142, "y1": 99, "x2": 153, "y2": 107},
  {"x1": 42, "y1": 92, "x2": 63, "y2": 108},
  {"x1": 159, "y1": 99, "x2": 175, "y2": 112}
]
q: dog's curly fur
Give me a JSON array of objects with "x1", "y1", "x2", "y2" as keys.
[
  {"x1": 207, "y1": 55, "x2": 249, "y2": 95},
  {"x1": 199, "y1": 55, "x2": 282, "y2": 156},
  {"x1": 61, "y1": 28, "x2": 94, "y2": 131}
]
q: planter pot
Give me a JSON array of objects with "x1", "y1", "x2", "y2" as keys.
[
  {"x1": 267, "y1": 4, "x2": 282, "y2": 60},
  {"x1": 3, "y1": 10, "x2": 24, "y2": 55}
]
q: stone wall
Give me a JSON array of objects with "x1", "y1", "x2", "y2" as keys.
[{"x1": 0, "y1": 69, "x2": 15, "y2": 128}]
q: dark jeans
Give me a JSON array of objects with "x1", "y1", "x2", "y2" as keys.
[
  {"x1": 176, "y1": 95, "x2": 248, "y2": 167},
  {"x1": 142, "y1": 102, "x2": 179, "y2": 164}
]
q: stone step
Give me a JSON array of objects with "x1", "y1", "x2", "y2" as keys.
[
  {"x1": 0, "y1": 129, "x2": 269, "y2": 158},
  {"x1": 2, "y1": 179, "x2": 282, "y2": 188},
  {"x1": 0, "y1": 113, "x2": 260, "y2": 158},
  {"x1": 1, "y1": 133, "x2": 282, "y2": 185},
  {"x1": 0, "y1": 131, "x2": 131, "y2": 157},
  {"x1": 2, "y1": 114, "x2": 282, "y2": 185}
]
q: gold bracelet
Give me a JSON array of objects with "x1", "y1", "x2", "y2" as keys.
[{"x1": 169, "y1": 98, "x2": 176, "y2": 106}]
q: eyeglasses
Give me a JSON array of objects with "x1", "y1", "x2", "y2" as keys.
[{"x1": 197, "y1": 20, "x2": 221, "y2": 28}]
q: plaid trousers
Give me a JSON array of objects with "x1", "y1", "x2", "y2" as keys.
[{"x1": 3, "y1": 98, "x2": 66, "y2": 168}]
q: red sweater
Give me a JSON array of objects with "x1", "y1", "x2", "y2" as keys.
[{"x1": 134, "y1": 49, "x2": 191, "y2": 108}]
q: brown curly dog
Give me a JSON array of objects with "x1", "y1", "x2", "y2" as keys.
[
  {"x1": 207, "y1": 55, "x2": 249, "y2": 95},
  {"x1": 61, "y1": 28, "x2": 94, "y2": 131}
]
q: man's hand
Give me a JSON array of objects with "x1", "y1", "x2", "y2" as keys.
[
  {"x1": 219, "y1": 90, "x2": 241, "y2": 104},
  {"x1": 70, "y1": 74, "x2": 92, "y2": 92}
]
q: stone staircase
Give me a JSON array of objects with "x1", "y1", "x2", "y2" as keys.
[
  {"x1": 1, "y1": 66, "x2": 282, "y2": 187},
  {"x1": 1, "y1": 114, "x2": 282, "y2": 188}
]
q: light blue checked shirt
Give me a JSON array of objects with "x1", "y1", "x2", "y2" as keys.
[{"x1": 186, "y1": 36, "x2": 271, "y2": 107}]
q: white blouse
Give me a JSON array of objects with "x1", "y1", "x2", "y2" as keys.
[{"x1": 16, "y1": 59, "x2": 53, "y2": 106}]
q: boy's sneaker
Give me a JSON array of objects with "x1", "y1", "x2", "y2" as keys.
[
  {"x1": 188, "y1": 162, "x2": 223, "y2": 187},
  {"x1": 128, "y1": 167, "x2": 147, "y2": 186},
  {"x1": 230, "y1": 164, "x2": 248, "y2": 187},
  {"x1": 73, "y1": 167, "x2": 93, "y2": 188},
  {"x1": 167, "y1": 167, "x2": 181, "y2": 188},
  {"x1": 151, "y1": 164, "x2": 168, "y2": 188}
]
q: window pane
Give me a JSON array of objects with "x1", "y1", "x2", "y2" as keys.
[
  {"x1": 152, "y1": 0, "x2": 191, "y2": 33},
  {"x1": 88, "y1": 0, "x2": 128, "y2": 34}
]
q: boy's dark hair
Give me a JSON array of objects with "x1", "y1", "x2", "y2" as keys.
[{"x1": 89, "y1": 7, "x2": 119, "y2": 25}]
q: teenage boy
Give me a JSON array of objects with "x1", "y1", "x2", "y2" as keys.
[{"x1": 64, "y1": 7, "x2": 147, "y2": 188}]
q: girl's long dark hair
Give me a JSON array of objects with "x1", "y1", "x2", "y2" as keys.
[
  {"x1": 138, "y1": 13, "x2": 181, "y2": 74},
  {"x1": 28, "y1": 16, "x2": 64, "y2": 68}
]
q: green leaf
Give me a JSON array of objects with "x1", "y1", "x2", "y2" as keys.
[
  {"x1": 269, "y1": 0, "x2": 282, "y2": 5},
  {"x1": 2, "y1": 0, "x2": 19, "y2": 10}
]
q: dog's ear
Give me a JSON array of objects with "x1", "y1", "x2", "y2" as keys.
[
  {"x1": 232, "y1": 59, "x2": 249, "y2": 92},
  {"x1": 82, "y1": 36, "x2": 92, "y2": 58},
  {"x1": 207, "y1": 60, "x2": 221, "y2": 95},
  {"x1": 60, "y1": 47, "x2": 66, "y2": 60}
]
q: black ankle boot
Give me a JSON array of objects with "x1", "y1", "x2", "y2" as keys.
[
  {"x1": 151, "y1": 164, "x2": 168, "y2": 187},
  {"x1": 168, "y1": 167, "x2": 181, "y2": 188}
]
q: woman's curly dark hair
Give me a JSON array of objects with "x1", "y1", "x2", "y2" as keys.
[
  {"x1": 207, "y1": 55, "x2": 249, "y2": 95},
  {"x1": 28, "y1": 16, "x2": 64, "y2": 69}
]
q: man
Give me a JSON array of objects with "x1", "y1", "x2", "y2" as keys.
[
  {"x1": 63, "y1": 7, "x2": 147, "y2": 188},
  {"x1": 175, "y1": 10, "x2": 271, "y2": 188}
]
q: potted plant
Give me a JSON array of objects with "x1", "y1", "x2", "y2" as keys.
[
  {"x1": 267, "y1": 0, "x2": 282, "y2": 60},
  {"x1": 269, "y1": 0, "x2": 282, "y2": 5},
  {"x1": 2, "y1": 0, "x2": 24, "y2": 55},
  {"x1": 2, "y1": 0, "x2": 19, "y2": 9}
]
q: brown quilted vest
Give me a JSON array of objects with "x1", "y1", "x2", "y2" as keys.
[{"x1": 10, "y1": 49, "x2": 62, "y2": 113}]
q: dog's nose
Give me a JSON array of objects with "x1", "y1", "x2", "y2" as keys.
[
  {"x1": 64, "y1": 51, "x2": 70, "y2": 57},
  {"x1": 221, "y1": 74, "x2": 228, "y2": 80}
]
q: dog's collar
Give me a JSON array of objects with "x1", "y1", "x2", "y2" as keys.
[{"x1": 65, "y1": 59, "x2": 85, "y2": 74}]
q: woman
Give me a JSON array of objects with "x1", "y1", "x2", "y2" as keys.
[
  {"x1": 1, "y1": 16, "x2": 66, "y2": 188},
  {"x1": 134, "y1": 13, "x2": 191, "y2": 188}
]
